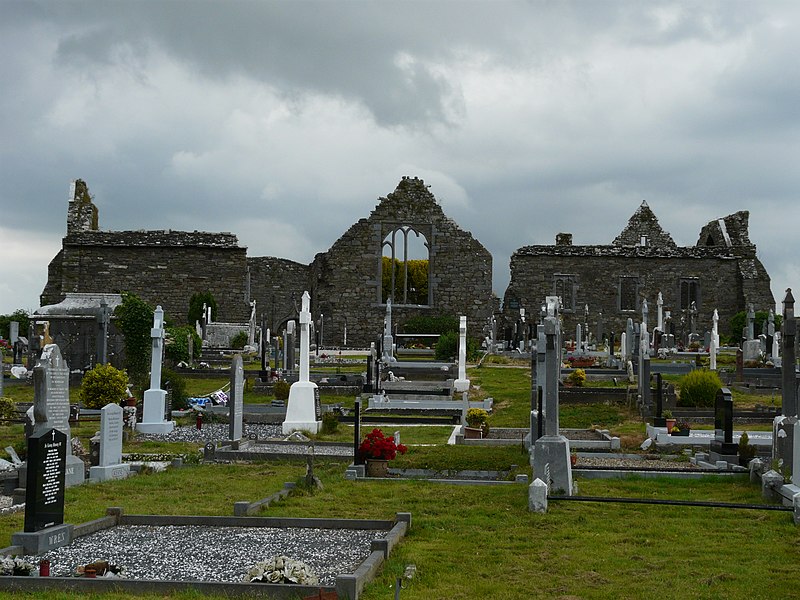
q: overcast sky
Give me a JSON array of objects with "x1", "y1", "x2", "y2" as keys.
[{"x1": 2, "y1": 1, "x2": 799, "y2": 317}]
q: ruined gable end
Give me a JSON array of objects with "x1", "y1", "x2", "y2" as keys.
[
  {"x1": 612, "y1": 200, "x2": 677, "y2": 249},
  {"x1": 66, "y1": 179, "x2": 99, "y2": 234},
  {"x1": 696, "y1": 211, "x2": 753, "y2": 248}
]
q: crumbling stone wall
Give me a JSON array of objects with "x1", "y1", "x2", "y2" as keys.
[
  {"x1": 309, "y1": 177, "x2": 494, "y2": 346},
  {"x1": 43, "y1": 181, "x2": 249, "y2": 322},
  {"x1": 43, "y1": 177, "x2": 495, "y2": 348},
  {"x1": 247, "y1": 257, "x2": 310, "y2": 332},
  {"x1": 504, "y1": 206, "x2": 774, "y2": 340}
]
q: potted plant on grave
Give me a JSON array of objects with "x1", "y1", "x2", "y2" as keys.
[
  {"x1": 358, "y1": 428, "x2": 407, "y2": 477},
  {"x1": 672, "y1": 418, "x2": 691, "y2": 436},
  {"x1": 464, "y1": 408, "x2": 489, "y2": 439},
  {"x1": 662, "y1": 410, "x2": 676, "y2": 434}
]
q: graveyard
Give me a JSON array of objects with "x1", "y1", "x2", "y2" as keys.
[{"x1": 0, "y1": 289, "x2": 798, "y2": 599}]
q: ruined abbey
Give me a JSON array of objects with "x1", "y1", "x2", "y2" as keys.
[{"x1": 41, "y1": 180, "x2": 773, "y2": 347}]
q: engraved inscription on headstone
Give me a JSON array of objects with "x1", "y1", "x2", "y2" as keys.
[
  {"x1": 24, "y1": 428, "x2": 66, "y2": 533},
  {"x1": 228, "y1": 355, "x2": 245, "y2": 442},
  {"x1": 314, "y1": 387, "x2": 322, "y2": 420}
]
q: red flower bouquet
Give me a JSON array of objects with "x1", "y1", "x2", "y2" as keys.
[{"x1": 358, "y1": 428, "x2": 408, "y2": 461}]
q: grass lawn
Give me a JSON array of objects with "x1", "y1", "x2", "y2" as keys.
[{"x1": 0, "y1": 365, "x2": 796, "y2": 599}]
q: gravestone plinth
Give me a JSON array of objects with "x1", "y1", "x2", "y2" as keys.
[
  {"x1": 89, "y1": 404, "x2": 129, "y2": 482},
  {"x1": 136, "y1": 388, "x2": 175, "y2": 434},
  {"x1": 12, "y1": 428, "x2": 73, "y2": 554}
]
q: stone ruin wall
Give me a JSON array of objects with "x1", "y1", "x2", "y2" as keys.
[
  {"x1": 42, "y1": 230, "x2": 250, "y2": 324},
  {"x1": 309, "y1": 177, "x2": 494, "y2": 347},
  {"x1": 247, "y1": 257, "x2": 310, "y2": 333},
  {"x1": 505, "y1": 250, "x2": 747, "y2": 339}
]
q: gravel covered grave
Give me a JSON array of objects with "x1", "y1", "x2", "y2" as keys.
[
  {"x1": 28, "y1": 524, "x2": 387, "y2": 584},
  {"x1": 136, "y1": 423, "x2": 283, "y2": 443}
]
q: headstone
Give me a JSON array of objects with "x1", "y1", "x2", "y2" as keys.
[
  {"x1": 282, "y1": 291, "x2": 321, "y2": 434},
  {"x1": 709, "y1": 335, "x2": 717, "y2": 371},
  {"x1": 575, "y1": 324, "x2": 582, "y2": 355},
  {"x1": 11, "y1": 428, "x2": 73, "y2": 554},
  {"x1": 454, "y1": 316, "x2": 470, "y2": 392},
  {"x1": 743, "y1": 339, "x2": 761, "y2": 362},
  {"x1": 285, "y1": 321, "x2": 296, "y2": 371},
  {"x1": 620, "y1": 332, "x2": 628, "y2": 364},
  {"x1": 32, "y1": 344, "x2": 84, "y2": 487},
  {"x1": 89, "y1": 404, "x2": 129, "y2": 482},
  {"x1": 641, "y1": 299, "x2": 648, "y2": 331},
  {"x1": 773, "y1": 332, "x2": 781, "y2": 367},
  {"x1": 382, "y1": 300, "x2": 396, "y2": 364},
  {"x1": 767, "y1": 308, "x2": 775, "y2": 357},
  {"x1": 228, "y1": 355, "x2": 245, "y2": 442},
  {"x1": 136, "y1": 306, "x2": 175, "y2": 434},
  {"x1": 532, "y1": 304, "x2": 573, "y2": 496},
  {"x1": 710, "y1": 388, "x2": 738, "y2": 457},
  {"x1": 9, "y1": 322, "x2": 19, "y2": 345},
  {"x1": 626, "y1": 318, "x2": 634, "y2": 360},
  {"x1": 782, "y1": 289, "x2": 797, "y2": 417},
  {"x1": 747, "y1": 304, "x2": 755, "y2": 341},
  {"x1": 736, "y1": 348, "x2": 744, "y2": 380}
]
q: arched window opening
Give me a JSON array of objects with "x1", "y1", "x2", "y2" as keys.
[{"x1": 381, "y1": 226, "x2": 429, "y2": 305}]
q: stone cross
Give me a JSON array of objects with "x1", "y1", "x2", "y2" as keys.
[
  {"x1": 657, "y1": 292, "x2": 663, "y2": 331},
  {"x1": 642, "y1": 299, "x2": 648, "y2": 331},
  {"x1": 532, "y1": 308, "x2": 573, "y2": 496},
  {"x1": 282, "y1": 291, "x2": 321, "y2": 434},
  {"x1": 626, "y1": 318, "x2": 634, "y2": 360},
  {"x1": 248, "y1": 300, "x2": 257, "y2": 347},
  {"x1": 136, "y1": 306, "x2": 174, "y2": 434},
  {"x1": 96, "y1": 301, "x2": 110, "y2": 365},
  {"x1": 382, "y1": 299, "x2": 395, "y2": 363},
  {"x1": 620, "y1": 332, "x2": 627, "y2": 365},
  {"x1": 228, "y1": 354, "x2": 244, "y2": 442},
  {"x1": 575, "y1": 324, "x2": 582, "y2": 354},
  {"x1": 689, "y1": 301, "x2": 698, "y2": 335},
  {"x1": 782, "y1": 290, "x2": 797, "y2": 417},
  {"x1": 747, "y1": 303, "x2": 755, "y2": 340},
  {"x1": 773, "y1": 331, "x2": 781, "y2": 366},
  {"x1": 454, "y1": 316, "x2": 470, "y2": 392}
]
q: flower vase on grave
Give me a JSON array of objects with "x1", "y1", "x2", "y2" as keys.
[
  {"x1": 463, "y1": 427, "x2": 483, "y2": 439},
  {"x1": 365, "y1": 459, "x2": 389, "y2": 477}
]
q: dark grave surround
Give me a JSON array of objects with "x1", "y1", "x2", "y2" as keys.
[{"x1": 12, "y1": 428, "x2": 73, "y2": 554}]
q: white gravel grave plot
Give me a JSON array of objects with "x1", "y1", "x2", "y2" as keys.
[
  {"x1": 30, "y1": 525, "x2": 387, "y2": 584},
  {"x1": 136, "y1": 423, "x2": 282, "y2": 443}
]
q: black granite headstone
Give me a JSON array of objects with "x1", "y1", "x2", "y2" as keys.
[
  {"x1": 711, "y1": 387, "x2": 738, "y2": 455},
  {"x1": 24, "y1": 428, "x2": 66, "y2": 533}
]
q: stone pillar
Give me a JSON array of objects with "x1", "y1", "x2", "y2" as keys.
[
  {"x1": 782, "y1": 290, "x2": 797, "y2": 417},
  {"x1": 657, "y1": 292, "x2": 664, "y2": 332}
]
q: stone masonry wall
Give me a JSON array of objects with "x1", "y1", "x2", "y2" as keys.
[
  {"x1": 309, "y1": 177, "x2": 494, "y2": 347},
  {"x1": 247, "y1": 257, "x2": 310, "y2": 332},
  {"x1": 42, "y1": 233, "x2": 249, "y2": 324}
]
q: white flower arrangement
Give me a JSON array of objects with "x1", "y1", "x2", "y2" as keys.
[
  {"x1": 245, "y1": 555, "x2": 319, "y2": 585},
  {"x1": 0, "y1": 556, "x2": 34, "y2": 576}
]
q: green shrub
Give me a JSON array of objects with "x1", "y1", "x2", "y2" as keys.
[
  {"x1": 403, "y1": 315, "x2": 459, "y2": 335},
  {"x1": 0, "y1": 397, "x2": 17, "y2": 421},
  {"x1": 321, "y1": 412, "x2": 339, "y2": 434},
  {"x1": 677, "y1": 369, "x2": 722, "y2": 407},
  {"x1": 729, "y1": 310, "x2": 782, "y2": 341},
  {"x1": 273, "y1": 379, "x2": 290, "y2": 401},
  {"x1": 567, "y1": 369, "x2": 586, "y2": 387},
  {"x1": 80, "y1": 363, "x2": 129, "y2": 409},
  {"x1": 114, "y1": 292, "x2": 153, "y2": 391},
  {"x1": 165, "y1": 325, "x2": 202, "y2": 363},
  {"x1": 163, "y1": 368, "x2": 189, "y2": 410},
  {"x1": 739, "y1": 431, "x2": 756, "y2": 462},
  {"x1": 188, "y1": 292, "x2": 218, "y2": 325},
  {"x1": 435, "y1": 331, "x2": 481, "y2": 362},
  {"x1": 230, "y1": 331, "x2": 248, "y2": 349},
  {"x1": 466, "y1": 408, "x2": 488, "y2": 428}
]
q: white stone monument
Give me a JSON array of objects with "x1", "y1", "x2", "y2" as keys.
[
  {"x1": 136, "y1": 306, "x2": 175, "y2": 434},
  {"x1": 282, "y1": 292, "x2": 321, "y2": 434},
  {"x1": 710, "y1": 309, "x2": 719, "y2": 371},
  {"x1": 656, "y1": 292, "x2": 664, "y2": 332},
  {"x1": 454, "y1": 316, "x2": 470, "y2": 392},
  {"x1": 89, "y1": 404, "x2": 130, "y2": 482},
  {"x1": 382, "y1": 300, "x2": 396, "y2": 364}
]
